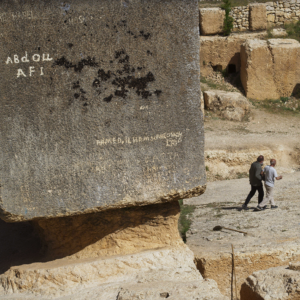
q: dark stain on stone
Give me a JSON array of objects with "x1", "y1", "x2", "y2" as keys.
[
  {"x1": 127, "y1": 30, "x2": 135, "y2": 37},
  {"x1": 54, "y1": 56, "x2": 98, "y2": 72},
  {"x1": 98, "y1": 69, "x2": 111, "y2": 81},
  {"x1": 139, "y1": 30, "x2": 151, "y2": 40},
  {"x1": 73, "y1": 81, "x2": 80, "y2": 89},
  {"x1": 67, "y1": 43, "x2": 74, "y2": 48},
  {"x1": 154, "y1": 90, "x2": 162, "y2": 96},
  {"x1": 105, "y1": 120, "x2": 111, "y2": 127},
  {"x1": 147, "y1": 50, "x2": 152, "y2": 56},
  {"x1": 115, "y1": 50, "x2": 125, "y2": 59},
  {"x1": 91, "y1": 50, "x2": 159, "y2": 101},
  {"x1": 104, "y1": 94, "x2": 113, "y2": 103},
  {"x1": 92, "y1": 79, "x2": 100, "y2": 88},
  {"x1": 119, "y1": 55, "x2": 129, "y2": 64},
  {"x1": 74, "y1": 93, "x2": 80, "y2": 99}
]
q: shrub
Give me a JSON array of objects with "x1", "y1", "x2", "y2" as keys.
[{"x1": 222, "y1": 0, "x2": 234, "y2": 36}]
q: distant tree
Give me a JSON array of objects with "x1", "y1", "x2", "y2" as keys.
[{"x1": 222, "y1": 0, "x2": 234, "y2": 36}]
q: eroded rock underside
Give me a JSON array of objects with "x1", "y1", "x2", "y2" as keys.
[{"x1": 0, "y1": 201, "x2": 228, "y2": 299}]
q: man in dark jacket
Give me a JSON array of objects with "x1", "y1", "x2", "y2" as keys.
[{"x1": 242, "y1": 155, "x2": 264, "y2": 209}]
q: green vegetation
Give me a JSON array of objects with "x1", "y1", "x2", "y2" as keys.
[
  {"x1": 222, "y1": 0, "x2": 234, "y2": 36},
  {"x1": 266, "y1": 27, "x2": 274, "y2": 39},
  {"x1": 206, "y1": 166, "x2": 210, "y2": 172},
  {"x1": 249, "y1": 97, "x2": 300, "y2": 116},
  {"x1": 237, "y1": 172, "x2": 248, "y2": 179},
  {"x1": 200, "y1": 76, "x2": 237, "y2": 92},
  {"x1": 178, "y1": 199, "x2": 196, "y2": 243},
  {"x1": 285, "y1": 20, "x2": 300, "y2": 42},
  {"x1": 280, "y1": 96, "x2": 289, "y2": 103}
]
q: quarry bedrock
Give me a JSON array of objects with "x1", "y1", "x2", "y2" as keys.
[{"x1": 0, "y1": 0, "x2": 205, "y2": 221}]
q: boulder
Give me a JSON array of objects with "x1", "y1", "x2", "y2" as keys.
[
  {"x1": 203, "y1": 90, "x2": 250, "y2": 121},
  {"x1": 271, "y1": 28, "x2": 288, "y2": 37},
  {"x1": 240, "y1": 264, "x2": 300, "y2": 300},
  {"x1": 199, "y1": 8, "x2": 225, "y2": 35},
  {"x1": 249, "y1": 4, "x2": 267, "y2": 31},
  {"x1": 241, "y1": 39, "x2": 300, "y2": 100},
  {"x1": 0, "y1": 0, "x2": 205, "y2": 222}
]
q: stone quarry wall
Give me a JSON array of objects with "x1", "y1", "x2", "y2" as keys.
[
  {"x1": 200, "y1": 32, "x2": 266, "y2": 77},
  {"x1": 200, "y1": 0, "x2": 300, "y2": 35},
  {"x1": 241, "y1": 38, "x2": 300, "y2": 100}
]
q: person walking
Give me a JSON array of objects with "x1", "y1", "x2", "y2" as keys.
[
  {"x1": 242, "y1": 155, "x2": 265, "y2": 210},
  {"x1": 255, "y1": 159, "x2": 282, "y2": 211}
]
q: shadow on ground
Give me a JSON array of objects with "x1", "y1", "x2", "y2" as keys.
[{"x1": 0, "y1": 219, "x2": 44, "y2": 274}]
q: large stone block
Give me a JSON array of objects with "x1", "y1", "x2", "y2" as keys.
[
  {"x1": 199, "y1": 8, "x2": 225, "y2": 35},
  {"x1": 241, "y1": 39, "x2": 300, "y2": 100},
  {"x1": 0, "y1": 0, "x2": 205, "y2": 222},
  {"x1": 249, "y1": 4, "x2": 267, "y2": 31}
]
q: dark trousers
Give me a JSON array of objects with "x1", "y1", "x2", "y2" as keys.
[{"x1": 244, "y1": 185, "x2": 264, "y2": 206}]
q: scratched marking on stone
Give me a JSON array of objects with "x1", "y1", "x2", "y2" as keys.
[{"x1": 96, "y1": 132, "x2": 183, "y2": 147}]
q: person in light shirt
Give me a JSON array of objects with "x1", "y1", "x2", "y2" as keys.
[{"x1": 255, "y1": 159, "x2": 282, "y2": 211}]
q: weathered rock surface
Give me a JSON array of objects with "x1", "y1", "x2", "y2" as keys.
[
  {"x1": 200, "y1": 32, "x2": 266, "y2": 76},
  {"x1": 201, "y1": 91, "x2": 205, "y2": 116},
  {"x1": 271, "y1": 28, "x2": 288, "y2": 37},
  {"x1": 0, "y1": 246, "x2": 228, "y2": 300},
  {"x1": 240, "y1": 265, "x2": 300, "y2": 300},
  {"x1": 203, "y1": 90, "x2": 251, "y2": 121},
  {"x1": 241, "y1": 38, "x2": 300, "y2": 100},
  {"x1": 184, "y1": 172, "x2": 300, "y2": 298},
  {"x1": 290, "y1": 262, "x2": 300, "y2": 271},
  {"x1": 249, "y1": 4, "x2": 267, "y2": 31},
  {"x1": 0, "y1": 0, "x2": 205, "y2": 222},
  {"x1": 33, "y1": 201, "x2": 186, "y2": 260},
  {"x1": 199, "y1": 8, "x2": 225, "y2": 35}
]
